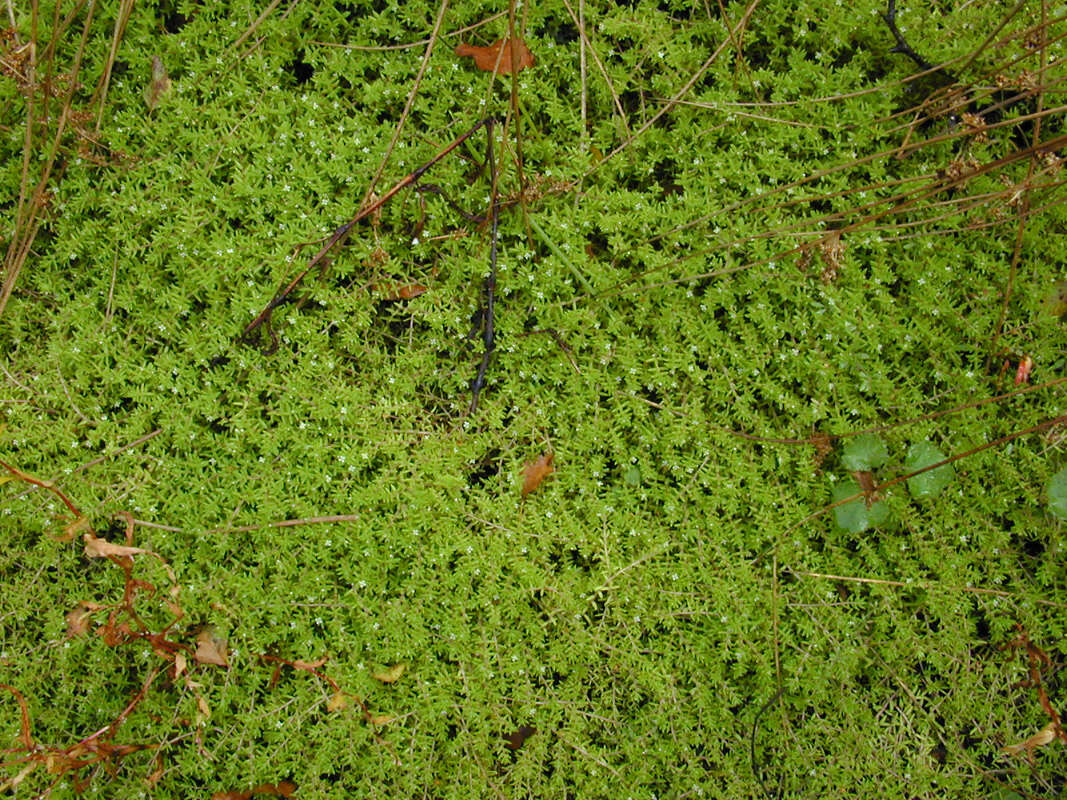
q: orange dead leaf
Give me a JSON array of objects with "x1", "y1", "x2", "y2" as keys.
[
  {"x1": 257, "y1": 783, "x2": 296, "y2": 798},
  {"x1": 1002, "y1": 722, "x2": 1058, "y2": 756},
  {"x1": 503, "y1": 725, "x2": 536, "y2": 750},
  {"x1": 368, "y1": 713, "x2": 395, "y2": 726},
  {"x1": 59, "y1": 514, "x2": 93, "y2": 543},
  {"x1": 809, "y1": 431, "x2": 833, "y2": 471},
  {"x1": 521, "y1": 452, "x2": 555, "y2": 498},
  {"x1": 455, "y1": 38, "x2": 535, "y2": 74},
  {"x1": 144, "y1": 55, "x2": 171, "y2": 111},
  {"x1": 83, "y1": 532, "x2": 151, "y2": 560},
  {"x1": 290, "y1": 657, "x2": 328, "y2": 671},
  {"x1": 65, "y1": 604, "x2": 93, "y2": 638},
  {"x1": 194, "y1": 629, "x2": 229, "y2": 667},
  {"x1": 146, "y1": 754, "x2": 166, "y2": 787},
  {"x1": 0, "y1": 762, "x2": 38, "y2": 792},
  {"x1": 196, "y1": 693, "x2": 212, "y2": 723},
  {"x1": 371, "y1": 663, "x2": 405, "y2": 684},
  {"x1": 372, "y1": 282, "x2": 427, "y2": 300},
  {"x1": 851, "y1": 470, "x2": 881, "y2": 507},
  {"x1": 326, "y1": 691, "x2": 349, "y2": 712}
]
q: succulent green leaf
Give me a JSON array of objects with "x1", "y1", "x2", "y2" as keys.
[
  {"x1": 904, "y1": 441, "x2": 954, "y2": 499},
  {"x1": 1049, "y1": 466, "x2": 1067, "y2": 520},
  {"x1": 841, "y1": 433, "x2": 889, "y2": 472},
  {"x1": 832, "y1": 481, "x2": 890, "y2": 533}
]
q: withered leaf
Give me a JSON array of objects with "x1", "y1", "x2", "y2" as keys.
[
  {"x1": 503, "y1": 725, "x2": 536, "y2": 750},
  {"x1": 455, "y1": 38, "x2": 535, "y2": 74},
  {"x1": 1002, "y1": 721, "x2": 1058, "y2": 756},
  {"x1": 809, "y1": 431, "x2": 833, "y2": 471},
  {"x1": 290, "y1": 657, "x2": 328, "y2": 671},
  {"x1": 65, "y1": 604, "x2": 94, "y2": 638},
  {"x1": 372, "y1": 281, "x2": 427, "y2": 301},
  {"x1": 194, "y1": 629, "x2": 229, "y2": 667},
  {"x1": 851, "y1": 470, "x2": 880, "y2": 508},
  {"x1": 83, "y1": 532, "x2": 151, "y2": 560},
  {"x1": 59, "y1": 515, "x2": 93, "y2": 543},
  {"x1": 521, "y1": 452, "x2": 555, "y2": 498},
  {"x1": 196, "y1": 693, "x2": 212, "y2": 723},
  {"x1": 0, "y1": 762, "x2": 37, "y2": 792},
  {"x1": 371, "y1": 663, "x2": 405, "y2": 684},
  {"x1": 146, "y1": 754, "x2": 166, "y2": 787},
  {"x1": 326, "y1": 691, "x2": 349, "y2": 712},
  {"x1": 368, "y1": 713, "x2": 395, "y2": 726},
  {"x1": 144, "y1": 55, "x2": 171, "y2": 110}
]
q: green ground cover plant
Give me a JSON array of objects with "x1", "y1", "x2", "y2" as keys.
[{"x1": 1, "y1": 0, "x2": 1066, "y2": 797}]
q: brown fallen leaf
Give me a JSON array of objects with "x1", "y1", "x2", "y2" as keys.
[
  {"x1": 196, "y1": 693, "x2": 212, "y2": 723},
  {"x1": 59, "y1": 514, "x2": 93, "y2": 543},
  {"x1": 368, "y1": 713, "x2": 395, "y2": 726},
  {"x1": 66, "y1": 604, "x2": 94, "y2": 638},
  {"x1": 503, "y1": 725, "x2": 536, "y2": 750},
  {"x1": 851, "y1": 469, "x2": 880, "y2": 508},
  {"x1": 372, "y1": 282, "x2": 427, "y2": 301},
  {"x1": 521, "y1": 452, "x2": 555, "y2": 498},
  {"x1": 326, "y1": 691, "x2": 349, "y2": 712},
  {"x1": 455, "y1": 38, "x2": 535, "y2": 74},
  {"x1": 83, "y1": 532, "x2": 151, "y2": 560},
  {"x1": 371, "y1": 663, "x2": 405, "y2": 684},
  {"x1": 1002, "y1": 721, "x2": 1058, "y2": 756},
  {"x1": 144, "y1": 55, "x2": 171, "y2": 111},
  {"x1": 809, "y1": 431, "x2": 833, "y2": 471},
  {"x1": 194, "y1": 629, "x2": 229, "y2": 667},
  {"x1": 290, "y1": 657, "x2": 328, "y2": 671}
]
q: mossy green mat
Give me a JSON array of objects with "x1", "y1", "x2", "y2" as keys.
[{"x1": 2, "y1": 1, "x2": 1065, "y2": 797}]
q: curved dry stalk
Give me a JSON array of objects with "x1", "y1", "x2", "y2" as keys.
[
  {"x1": 360, "y1": 0, "x2": 450, "y2": 208},
  {"x1": 585, "y1": 0, "x2": 762, "y2": 173},
  {"x1": 988, "y1": 0, "x2": 1052, "y2": 365},
  {"x1": 1, "y1": 0, "x2": 98, "y2": 319},
  {"x1": 311, "y1": 10, "x2": 507, "y2": 52},
  {"x1": 587, "y1": 127, "x2": 1067, "y2": 302},
  {"x1": 91, "y1": 0, "x2": 134, "y2": 132},
  {"x1": 558, "y1": 0, "x2": 631, "y2": 138}
]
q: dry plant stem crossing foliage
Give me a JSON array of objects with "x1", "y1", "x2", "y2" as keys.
[
  {"x1": 238, "y1": 117, "x2": 493, "y2": 351},
  {"x1": 238, "y1": 117, "x2": 502, "y2": 411},
  {"x1": 0, "y1": 460, "x2": 389, "y2": 794},
  {"x1": 2, "y1": 0, "x2": 1067, "y2": 796}
]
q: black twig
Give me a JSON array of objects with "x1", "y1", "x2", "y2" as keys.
[
  {"x1": 238, "y1": 118, "x2": 494, "y2": 354},
  {"x1": 882, "y1": 0, "x2": 958, "y2": 85},
  {"x1": 468, "y1": 119, "x2": 498, "y2": 414},
  {"x1": 415, "y1": 183, "x2": 487, "y2": 223},
  {"x1": 750, "y1": 685, "x2": 786, "y2": 800}
]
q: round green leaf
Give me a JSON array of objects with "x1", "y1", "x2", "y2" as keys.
[
  {"x1": 832, "y1": 481, "x2": 890, "y2": 533},
  {"x1": 841, "y1": 433, "x2": 889, "y2": 472},
  {"x1": 904, "y1": 441, "x2": 954, "y2": 499},
  {"x1": 1048, "y1": 465, "x2": 1067, "y2": 520}
]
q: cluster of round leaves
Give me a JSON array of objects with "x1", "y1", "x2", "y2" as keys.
[{"x1": 832, "y1": 432, "x2": 956, "y2": 534}]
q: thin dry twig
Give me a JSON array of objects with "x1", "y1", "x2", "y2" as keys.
[
  {"x1": 788, "y1": 570, "x2": 1067, "y2": 609},
  {"x1": 360, "y1": 0, "x2": 450, "y2": 208}
]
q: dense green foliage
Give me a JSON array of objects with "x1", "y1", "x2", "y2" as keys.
[{"x1": 1, "y1": 0, "x2": 1065, "y2": 797}]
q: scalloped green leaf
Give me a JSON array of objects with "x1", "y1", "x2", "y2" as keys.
[
  {"x1": 841, "y1": 433, "x2": 889, "y2": 472},
  {"x1": 832, "y1": 481, "x2": 890, "y2": 533},
  {"x1": 904, "y1": 441, "x2": 954, "y2": 499},
  {"x1": 1048, "y1": 466, "x2": 1067, "y2": 520}
]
